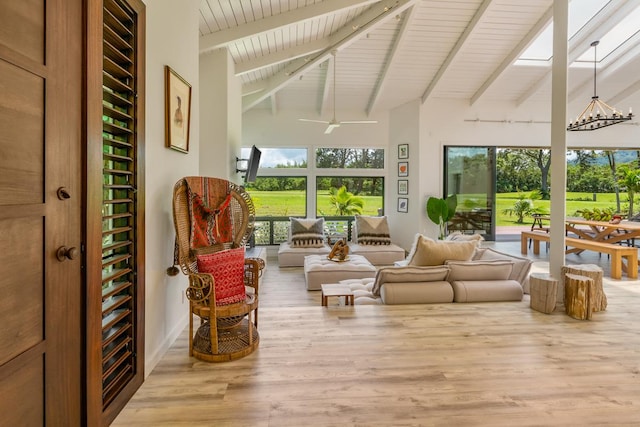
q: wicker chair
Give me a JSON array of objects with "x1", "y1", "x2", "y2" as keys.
[{"x1": 172, "y1": 177, "x2": 264, "y2": 362}]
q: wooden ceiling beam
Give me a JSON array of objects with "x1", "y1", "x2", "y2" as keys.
[
  {"x1": 242, "y1": 0, "x2": 417, "y2": 112},
  {"x1": 200, "y1": 0, "x2": 379, "y2": 53},
  {"x1": 609, "y1": 78, "x2": 640, "y2": 106},
  {"x1": 319, "y1": 57, "x2": 333, "y2": 116},
  {"x1": 420, "y1": 0, "x2": 493, "y2": 104},
  {"x1": 366, "y1": 5, "x2": 416, "y2": 116},
  {"x1": 235, "y1": 39, "x2": 325, "y2": 76},
  {"x1": 470, "y1": 5, "x2": 553, "y2": 106}
]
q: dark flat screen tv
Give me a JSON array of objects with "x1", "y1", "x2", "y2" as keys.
[{"x1": 244, "y1": 145, "x2": 262, "y2": 183}]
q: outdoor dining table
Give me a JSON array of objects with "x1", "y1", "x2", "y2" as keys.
[
  {"x1": 522, "y1": 217, "x2": 640, "y2": 279},
  {"x1": 564, "y1": 217, "x2": 640, "y2": 250}
]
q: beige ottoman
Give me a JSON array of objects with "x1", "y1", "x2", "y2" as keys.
[{"x1": 304, "y1": 254, "x2": 376, "y2": 290}]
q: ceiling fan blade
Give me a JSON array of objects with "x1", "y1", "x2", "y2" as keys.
[
  {"x1": 324, "y1": 123, "x2": 341, "y2": 134},
  {"x1": 339, "y1": 120, "x2": 379, "y2": 124},
  {"x1": 298, "y1": 118, "x2": 330, "y2": 124}
]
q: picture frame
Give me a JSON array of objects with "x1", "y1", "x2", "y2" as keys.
[
  {"x1": 398, "y1": 161, "x2": 408, "y2": 177},
  {"x1": 397, "y1": 197, "x2": 408, "y2": 213},
  {"x1": 398, "y1": 143, "x2": 409, "y2": 159},
  {"x1": 398, "y1": 180, "x2": 408, "y2": 195},
  {"x1": 165, "y1": 65, "x2": 192, "y2": 153}
]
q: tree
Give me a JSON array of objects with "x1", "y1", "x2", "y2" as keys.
[
  {"x1": 617, "y1": 165, "x2": 640, "y2": 219},
  {"x1": 605, "y1": 151, "x2": 621, "y2": 212},
  {"x1": 328, "y1": 185, "x2": 364, "y2": 216},
  {"x1": 522, "y1": 149, "x2": 551, "y2": 199},
  {"x1": 501, "y1": 191, "x2": 546, "y2": 224}
]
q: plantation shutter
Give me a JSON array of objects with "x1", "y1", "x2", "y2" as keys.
[{"x1": 87, "y1": 0, "x2": 145, "y2": 424}]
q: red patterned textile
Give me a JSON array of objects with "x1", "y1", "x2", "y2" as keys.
[
  {"x1": 196, "y1": 247, "x2": 246, "y2": 306},
  {"x1": 185, "y1": 177, "x2": 233, "y2": 249}
]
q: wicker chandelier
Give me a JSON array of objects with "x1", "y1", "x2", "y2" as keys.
[{"x1": 567, "y1": 41, "x2": 633, "y2": 131}]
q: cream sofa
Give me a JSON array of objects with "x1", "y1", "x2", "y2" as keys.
[
  {"x1": 278, "y1": 241, "x2": 405, "y2": 267},
  {"x1": 278, "y1": 215, "x2": 406, "y2": 267},
  {"x1": 340, "y1": 247, "x2": 532, "y2": 305}
]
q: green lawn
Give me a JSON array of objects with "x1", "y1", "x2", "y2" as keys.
[
  {"x1": 248, "y1": 189, "x2": 629, "y2": 226},
  {"x1": 248, "y1": 190, "x2": 382, "y2": 216},
  {"x1": 496, "y1": 192, "x2": 627, "y2": 226}
]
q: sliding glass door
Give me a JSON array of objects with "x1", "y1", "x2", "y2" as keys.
[{"x1": 444, "y1": 146, "x2": 496, "y2": 240}]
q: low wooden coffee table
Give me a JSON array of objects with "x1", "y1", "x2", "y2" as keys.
[{"x1": 320, "y1": 283, "x2": 354, "y2": 307}]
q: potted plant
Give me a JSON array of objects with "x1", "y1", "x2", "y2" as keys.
[{"x1": 426, "y1": 194, "x2": 457, "y2": 239}]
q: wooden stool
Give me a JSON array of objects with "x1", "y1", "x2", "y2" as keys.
[
  {"x1": 321, "y1": 284, "x2": 354, "y2": 307},
  {"x1": 564, "y1": 273, "x2": 595, "y2": 320},
  {"x1": 561, "y1": 264, "x2": 606, "y2": 311},
  {"x1": 529, "y1": 273, "x2": 558, "y2": 314}
]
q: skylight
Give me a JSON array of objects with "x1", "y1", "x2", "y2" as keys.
[
  {"x1": 518, "y1": 0, "x2": 610, "y2": 62},
  {"x1": 575, "y1": 4, "x2": 640, "y2": 62}
]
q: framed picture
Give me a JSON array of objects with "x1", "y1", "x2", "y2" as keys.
[
  {"x1": 398, "y1": 161, "x2": 408, "y2": 177},
  {"x1": 165, "y1": 65, "x2": 192, "y2": 153},
  {"x1": 398, "y1": 143, "x2": 409, "y2": 159},
  {"x1": 398, "y1": 180, "x2": 408, "y2": 195},
  {"x1": 398, "y1": 197, "x2": 408, "y2": 213}
]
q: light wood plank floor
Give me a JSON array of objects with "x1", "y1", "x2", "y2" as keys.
[{"x1": 113, "y1": 242, "x2": 640, "y2": 426}]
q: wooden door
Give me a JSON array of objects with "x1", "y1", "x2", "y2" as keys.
[{"x1": 0, "y1": 0, "x2": 82, "y2": 425}]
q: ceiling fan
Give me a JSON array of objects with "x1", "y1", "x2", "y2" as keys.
[{"x1": 298, "y1": 50, "x2": 378, "y2": 134}]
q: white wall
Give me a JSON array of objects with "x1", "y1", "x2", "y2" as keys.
[
  {"x1": 388, "y1": 99, "x2": 425, "y2": 250},
  {"x1": 140, "y1": 0, "x2": 640, "y2": 373},
  {"x1": 199, "y1": 49, "x2": 243, "y2": 182},
  {"x1": 144, "y1": 0, "x2": 200, "y2": 375},
  {"x1": 242, "y1": 109, "x2": 389, "y2": 147}
]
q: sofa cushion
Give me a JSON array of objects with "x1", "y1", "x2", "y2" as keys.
[
  {"x1": 371, "y1": 265, "x2": 450, "y2": 295},
  {"x1": 451, "y1": 279, "x2": 523, "y2": 303},
  {"x1": 348, "y1": 242, "x2": 406, "y2": 266},
  {"x1": 277, "y1": 241, "x2": 331, "y2": 268},
  {"x1": 339, "y1": 278, "x2": 381, "y2": 305},
  {"x1": 473, "y1": 247, "x2": 532, "y2": 288},
  {"x1": 380, "y1": 281, "x2": 454, "y2": 304},
  {"x1": 304, "y1": 254, "x2": 376, "y2": 290},
  {"x1": 290, "y1": 217, "x2": 325, "y2": 248},
  {"x1": 408, "y1": 235, "x2": 476, "y2": 266},
  {"x1": 445, "y1": 260, "x2": 514, "y2": 282},
  {"x1": 196, "y1": 247, "x2": 246, "y2": 306},
  {"x1": 354, "y1": 215, "x2": 391, "y2": 245}
]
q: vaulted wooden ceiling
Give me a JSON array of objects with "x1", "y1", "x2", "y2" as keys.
[{"x1": 199, "y1": 0, "x2": 640, "y2": 117}]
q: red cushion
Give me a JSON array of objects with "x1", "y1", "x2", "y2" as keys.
[{"x1": 196, "y1": 247, "x2": 246, "y2": 306}]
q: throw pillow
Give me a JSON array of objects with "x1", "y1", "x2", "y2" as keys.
[
  {"x1": 445, "y1": 231, "x2": 484, "y2": 246},
  {"x1": 290, "y1": 217, "x2": 325, "y2": 248},
  {"x1": 408, "y1": 235, "x2": 476, "y2": 266},
  {"x1": 196, "y1": 247, "x2": 246, "y2": 306},
  {"x1": 445, "y1": 260, "x2": 514, "y2": 282},
  {"x1": 355, "y1": 215, "x2": 391, "y2": 245},
  {"x1": 473, "y1": 247, "x2": 532, "y2": 285},
  {"x1": 371, "y1": 265, "x2": 450, "y2": 296}
]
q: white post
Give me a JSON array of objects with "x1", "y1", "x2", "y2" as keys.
[{"x1": 549, "y1": 0, "x2": 569, "y2": 302}]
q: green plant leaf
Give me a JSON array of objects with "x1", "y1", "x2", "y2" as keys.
[
  {"x1": 426, "y1": 197, "x2": 446, "y2": 225},
  {"x1": 444, "y1": 194, "x2": 457, "y2": 222}
]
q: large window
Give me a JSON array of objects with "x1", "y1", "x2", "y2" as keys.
[
  {"x1": 445, "y1": 147, "x2": 496, "y2": 240},
  {"x1": 316, "y1": 177, "x2": 384, "y2": 217},
  {"x1": 242, "y1": 146, "x2": 386, "y2": 245},
  {"x1": 244, "y1": 176, "x2": 306, "y2": 245},
  {"x1": 315, "y1": 148, "x2": 384, "y2": 169}
]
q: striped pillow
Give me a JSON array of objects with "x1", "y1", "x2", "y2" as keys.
[
  {"x1": 290, "y1": 217, "x2": 325, "y2": 248},
  {"x1": 355, "y1": 215, "x2": 391, "y2": 245}
]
